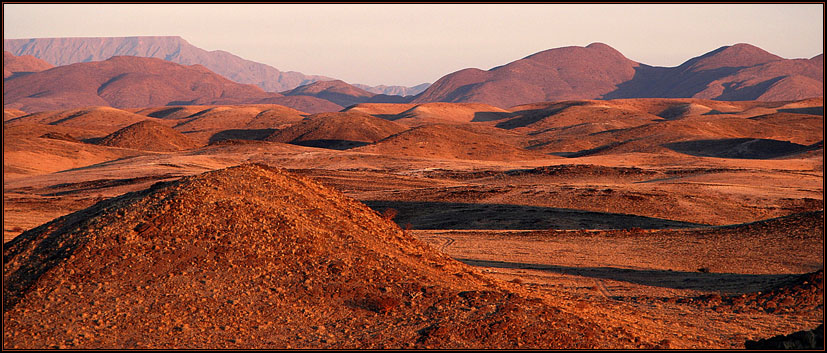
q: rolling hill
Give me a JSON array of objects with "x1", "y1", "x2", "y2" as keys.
[
  {"x1": 265, "y1": 111, "x2": 408, "y2": 150},
  {"x1": 96, "y1": 120, "x2": 200, "y2": 152},
  {"x1": 354, "y1": 124, "x2": 551, "y2": 161},
  {"x1": 282, "y1": 80, "x2": 377, "y2": 108},
  {"x1": 3, "y1": 51, "x2": 53, "y2": 79}
]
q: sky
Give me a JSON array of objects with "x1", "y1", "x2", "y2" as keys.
[{"x1": 3, "y1": 3, "x2": 824, "y2": 87}]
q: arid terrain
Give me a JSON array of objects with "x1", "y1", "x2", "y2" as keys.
[{"x1": 3, "y1": 92, "x2": 823, "y2": 349}]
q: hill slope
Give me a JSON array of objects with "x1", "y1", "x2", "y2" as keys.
[
  {"x1": 3, "y1": 51, "x2": 53, "y2": 78},
  {"x1": 354, "y1": 83, "x2": 431, "y2": 97},
  {"x1": 355, "y1": 124, "x2": 551, "y2": 161},
  {"x1": 265, "y1": 111, "x2": 408, "y2": 149},
  {"x1": 96, "y1": 120, "x2": 200, "y2": 151},
  {"x1": 282, "y1": 80, "x2": 376, "y2": 107},
  {"x1": 5, "y1": 106, "x2": 170, "y2": 134}
]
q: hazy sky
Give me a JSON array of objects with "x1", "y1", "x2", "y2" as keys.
[{"x1": 3, "y1": 3, "x2": 824, "y2": 87}]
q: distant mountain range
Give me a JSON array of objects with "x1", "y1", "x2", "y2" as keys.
[
  {"x1": 413, "y1": 42, "x2": 822, "y2": 107},
  {"x1": 3, "y1": 39, "x2": 822, "y2": 113},
  {"x1": 353, "y1": 83, "x2": 431, "y2": 97},
  {"x1": 2, "y1": 55, "x2": 341, "y2": 113},
  {"x1": 3, "y1": 36, "x2": 429, "y2": 95}
]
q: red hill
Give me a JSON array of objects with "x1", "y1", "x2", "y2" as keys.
[
  {"x1": 354, "y1": 124, "x2": 552, "y2": 161},
  {"x1": 5, "y1": 106, "x2": 170, "y2": 135},
  {"x1": 680, "y1": 43, "x2": 783, "y2": 72},
  {"x1": 265, "y1": 111, "x2": 408, "y2": 150},
  {"x1": 3, "y1": 51, "x2": 53, "y2": 78},
  {"x1": 96, "y1": 120, "x2": 200, "y2": 152},
  {"x1": 282, "y1": 80, "x2": 376, "y2": 108}
]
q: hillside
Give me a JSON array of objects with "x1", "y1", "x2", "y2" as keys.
[
  {"x1": 2, "y1": 122, "x2": 149, "y2": 179},
  {"x1": 3, "y1": 51, "x2": 53, "y2": 79},
  {"x1": 390, "y1": 103, "x2": 511, "y2": 125},
  {"x1": 354, "y1": 83, "x2": 431, "y2": 97},
  {"x1": 96, "y1": 120, "x2": 200, "y2": 152},
  {"x1": 607, "y1": 44, "x2": 823, "y2": 101},
  {"x1": 168, "y1": 105, "x2": 307, "y2": 144},
  {"x1": 354, "y1": 124, "x2": 551, "y2": 161},
  {"x1": 265, "y1": 111, "x2": 408, "y2": 150},
  {"x1": 5, "y1": 106, "x2": 171, "y2": 134},
  {"x1": 282, "y1": 80, "x2": 376, "y2": 108}
]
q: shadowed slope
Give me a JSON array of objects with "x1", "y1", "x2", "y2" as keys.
[
  {"x1": 282, "y1": 80, "x2": 376, "y2": 108},
  {"x1": 354, "y1": 124, "x2": 552, "y2": 161},
  {"x1": 265, "y1": 112, "x2": 408, "y2": 150},
  {"x1": 390, "y1": 103, "x2": 511, "y2": 125},
  {"x1": 5, "y1": 107, "x2": 171, "y2": 135},
  {"x1": 342, "y1": 103, "x2": 418, "y2": 119},
  {"x1": 4, "y1": 108, "x2": 28, "y2": 121},
  {"x1": 3, "y1": 51, "x2": 53, "y2": 79},
  {"x1": 606, "y1": 44, "x2": 823, "y2": 101},
  {"x1": 2, "y1": 123, "x2": 150, "y2": 179}
]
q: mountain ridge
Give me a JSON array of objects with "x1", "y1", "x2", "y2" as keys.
[{"x1": 413, "y1": 42, "x2": 823, "y2": 108}]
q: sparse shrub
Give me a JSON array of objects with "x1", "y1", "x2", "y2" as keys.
[
  {"x1": 366, "y1": 295, "x2": 399, "y2": 314},
  {"x1": 627, "y1": 227, "x2": 644, "y2": 234},
  {"x1": 381, "y1": 208, "x2": 399, "y2": 221}
]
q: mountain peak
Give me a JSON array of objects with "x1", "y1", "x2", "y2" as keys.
[
  {"x1": 684, "y1": 43, "x2": 783, "y2": 71},
  {"x1": 585, "y1": 42, "x2": 615, "y2": 51},
  {"x1": 283, "y1": 79, "x2": 376, "y2": 107}
]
